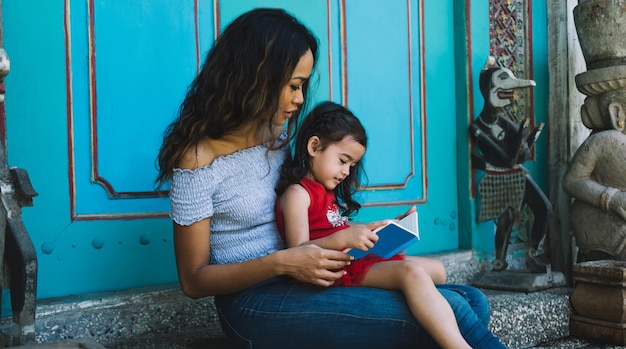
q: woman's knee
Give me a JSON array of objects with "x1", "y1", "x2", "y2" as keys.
[
  {"x1": 437, "y1": 284, "x2": 491, "y2": 326},
  {"x1": 428, "y1": 259, "x2": 447, "y2": 284}
]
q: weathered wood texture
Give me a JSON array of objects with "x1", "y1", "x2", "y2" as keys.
[{"x1": 547, "y1": 1, "x2": 572, "y2": 280}]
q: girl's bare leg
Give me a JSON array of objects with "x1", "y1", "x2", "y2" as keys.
[
  {"x1": 361, "y1": 260, "x2": 471, "y2": 349},
  {"x1": 405, "y1": 255, "x2": 447, "y2": 284}
]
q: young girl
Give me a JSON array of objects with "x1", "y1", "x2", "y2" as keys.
[{"x1": 276, "y1": 101, "x2": 473, "y2": 349}]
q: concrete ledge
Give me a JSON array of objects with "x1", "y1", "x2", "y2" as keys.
[
  {"x1": 1, "y1": 251, "x2": 577, "y2": 348},
  {"x1": 485, "y1": 287, "x2": 571, "y2": 348},
  {"x1": 23, "y1": 287, "x2": 575, "y2": 349},
  {"x1": 30, "y1": 285, "x2": 223, "y2": 348}
]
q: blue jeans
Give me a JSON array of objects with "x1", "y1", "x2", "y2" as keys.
[{"x1": 215, "y1": 277, "x2": 506, "y2": 349}]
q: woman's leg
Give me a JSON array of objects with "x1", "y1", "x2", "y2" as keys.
[
  {"x1": 437, "y1": 285, "x2": 506, "y2": 348},
  {"x1": 215, "y1": 278, "x2": 505, "y2": 349},
  {"x1": 215, "y1": 277, "x2": 437, "y2": 349},
  {"x1": 438, "y1": 284, "x2": 491, "y2": 326},
  {"x1": 360, "y1": 261, "x2": 471, "y2": 349}
]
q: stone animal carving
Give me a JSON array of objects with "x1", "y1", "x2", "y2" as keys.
[{"x1": 470, "y1": 56, "x2": 552, "y2": 272}]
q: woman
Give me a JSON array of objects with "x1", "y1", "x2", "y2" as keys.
[{"x1": 156, "y1": 7, "x2": 504, "y2": 349}]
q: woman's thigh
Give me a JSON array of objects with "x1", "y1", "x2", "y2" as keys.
[
  {"x1": 215, "y1": 279, "x2": 491, "y2": 349},
  {"x1": 215, "y1": 278, "x2": 437, "y2": 349}
]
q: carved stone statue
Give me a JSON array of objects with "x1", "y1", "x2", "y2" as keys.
[
  {"x1": 563, "y1": 0, "x2": 626, "y2": 262},
  {"x1": 567, "y1": 2, "x2": 626, "y2": 344},
  {"x1": 564, "y1": 89, "x2": 626, "y2": 261},
  {"x1": 470, "y1": 56, "x2": 552, "y2": 273}
]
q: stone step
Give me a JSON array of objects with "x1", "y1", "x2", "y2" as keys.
[
  {"x1": 1, "y1": 250, "x2": 614, "y2": 348},
  {"x1": 485, "y1": 287, "x2": 571, "y2": 348},
  {"x1": 440, "y1": 250, "x2": 572, "y2": 347},
  {"x1": 27, "y1": 287, "x2": 574, "y2": 349}
]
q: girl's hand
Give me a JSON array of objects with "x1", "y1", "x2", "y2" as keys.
[
  {"x1": 278, "y1": 245, "x2": 353, "y2": 287},
  {"x1": 336, "y1": 221, "x2": 387, "y2": 251},
  {"x1": 395, "y1": 205, "x2": 417, "y2": 220}
]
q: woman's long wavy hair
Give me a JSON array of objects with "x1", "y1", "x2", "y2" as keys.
[
  {"x1": 155, "y1": 8, "x2": 319, "y2": 189},
  {"x1": 276, "y1": 101, "x2": 368, "y2": 217}
]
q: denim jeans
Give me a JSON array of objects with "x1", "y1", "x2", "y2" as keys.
[{"x1": 215, "y1": 277, "x2": 506, "y2": 349}]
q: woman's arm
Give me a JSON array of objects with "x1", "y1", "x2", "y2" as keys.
[{"x1": 173, "y1": 218, "x2": 353, "y2": 298}]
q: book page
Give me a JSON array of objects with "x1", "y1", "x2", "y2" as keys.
[{"x1": 398, "y1": 211, "x2": 419, "y2": 239}]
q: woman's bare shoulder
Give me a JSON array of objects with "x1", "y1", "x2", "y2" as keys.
[{"x1": 177, "y1": 138, "x2": 217, "y2": 170}]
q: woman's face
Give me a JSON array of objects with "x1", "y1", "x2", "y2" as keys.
[{"x1": 274, "y1": 49, "x2": 315, "y2": 127}]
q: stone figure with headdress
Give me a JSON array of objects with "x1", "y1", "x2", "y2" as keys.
[{"x1": 563, "y1": 0, "x2": 626, "y2": 262}]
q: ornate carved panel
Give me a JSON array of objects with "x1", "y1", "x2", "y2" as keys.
[{"x1": 489, "y1": 0, "x2": 534, "y2": 124}]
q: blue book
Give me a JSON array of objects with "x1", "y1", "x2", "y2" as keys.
[{"x1": 345, "y1": 211, "x2": 420, "y2": 260}]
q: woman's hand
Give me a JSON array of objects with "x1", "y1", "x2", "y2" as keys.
[{"x1": 276, "y1": 245, "x2": 354, "y2": 287}]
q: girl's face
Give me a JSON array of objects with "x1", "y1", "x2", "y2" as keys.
[
  {"x1": 307, "y1": 135, "x2": 365, "y2": 190},
  {"x1": 273, "y1": 49, "x2": 315, "y2": 127}
]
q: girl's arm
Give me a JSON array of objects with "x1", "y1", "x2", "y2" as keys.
[
  {"x1": 174, "y1": 218, "x2": 353, "y2": 298},
  {"x1": 279, "y1": 184, "x2": 385, "y2": 251},
  {"x1": 279, "y1": 184, "x2": 315, "y2": 247}
]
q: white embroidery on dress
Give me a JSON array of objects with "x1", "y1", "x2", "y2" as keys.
[{"x1": 327, "y1": 204, "x2": 348, "y2": 228}]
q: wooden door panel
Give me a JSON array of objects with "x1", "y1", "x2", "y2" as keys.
[
  {"x1": 342, "y1": 0, "x2": 423, "y2": 200},
  {"x1": 68, "y1": 0, "x2": 199, "y2": 218},
  {"x1": 333, "y1": 0, "x2": 459, "y2": 254}
]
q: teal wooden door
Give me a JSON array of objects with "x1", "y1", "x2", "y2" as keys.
[
  {"x1": 220, "y1": 0, "x2": 460, "y2": 255},
  {"x1": 341, "y1": 0, "x2": 460, "y2": 255},
  {"x1": 3, "y1": 0, "x2": 459, "y2": 299}
]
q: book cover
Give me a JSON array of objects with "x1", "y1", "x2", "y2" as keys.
[{"x1": 345, "y1": 211, "x2": 420, "y2": 260}]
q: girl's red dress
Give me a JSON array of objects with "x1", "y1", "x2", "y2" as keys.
[{"x1": 276, "y1": 177, "x2": 404, "y2": 286}]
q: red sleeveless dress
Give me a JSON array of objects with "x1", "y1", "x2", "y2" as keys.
[{"x1": 276, "y1": 178, "x2": 404, "y2": 286}]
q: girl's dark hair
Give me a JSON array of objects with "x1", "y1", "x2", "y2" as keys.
[
  {"x1": 277, "y1": 101, "x2": 367, "y2": 217},
  {"x1": 156, "y1": 8, "x2": 319, "y2": 188}
]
